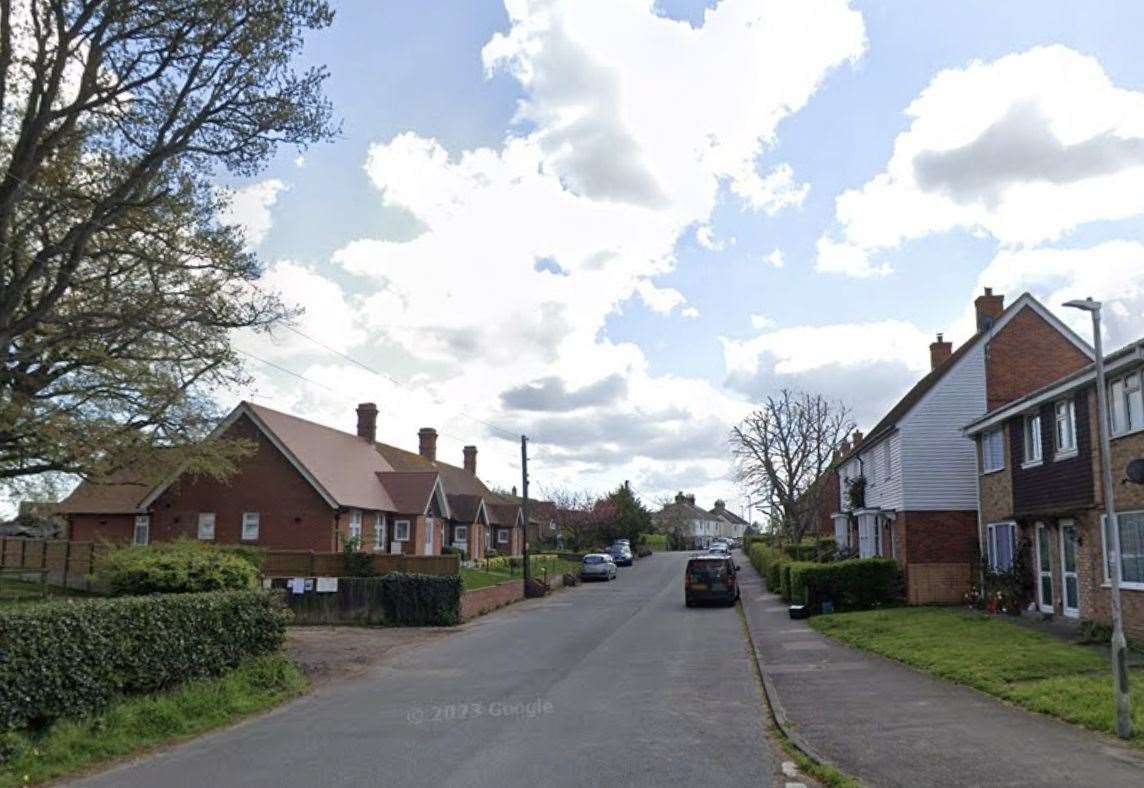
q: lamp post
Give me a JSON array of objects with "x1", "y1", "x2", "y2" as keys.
[{"x1": 1064, "y1": 297, "x2": 1132, "y2": 739}]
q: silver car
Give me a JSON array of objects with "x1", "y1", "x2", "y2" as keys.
[{"x1": 580, "y1": 553, "x2": 617, "y2": 581}]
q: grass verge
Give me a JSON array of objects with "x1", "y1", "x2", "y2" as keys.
[
  {"x1": 810, "y1": 607, "x2": 1144, "y2": 745},
  {"x1": 736, "y1": 604, "x2": 862, "y2": 788},
  {"x1": 0, "y1": 653, "x2": 306, "y2": 787}
]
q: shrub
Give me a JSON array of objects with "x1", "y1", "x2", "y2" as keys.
[
  {"x1": 442, "y1": 546, "x2": 469, "y2": 561},
  {"x1": 95, "y1": 540, "x2": 260, "y2": 595},
  {"x1": 371, "y1": 572, "x2": 461, "y2": 626},
  {"x1": 0, "y1": 591, "x2": 287, "y2": 732},
  {"x1": 636, "y1": 546, "x2": 652, "y2": 558},
  {"x1": 779, "y1": 562, "x2": 794, "y2": 602},
  {"x1": 781, "y1": 539, "x2": 837, "y2": 562},
  {"x1": 748, "y1": 543, "x2": 787, "y2": 594},
  {"x1": 343, "y1": 539, "x2": 377, "y2": 578},
  {"x1": 642, "y1": 533, "x2": 668, "y2": 551},
  {"x1": 788, "y1": 558, "x2": 901, "y2": 611}
]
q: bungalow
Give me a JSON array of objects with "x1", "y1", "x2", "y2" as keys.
[
  {"x1": 965, "y1": 337, "x2": 1144, "y2": 642},
  {"x1": 834, "y1": 289, "x2": 1093, "y2": 604},
  {"x1": 57, "y1": 401, "x2": 524, "y2": 558}
]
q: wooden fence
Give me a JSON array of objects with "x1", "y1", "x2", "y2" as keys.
[
  {"x1": 0, "y1": 537, "x2": 110, "y2": 591},
  {"x1": 260, "y1": 550, "x2": 459, "y2": 578}
]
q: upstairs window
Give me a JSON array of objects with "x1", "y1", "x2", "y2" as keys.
[
  {"x1": 242, "y1": 512, "x2": 260, "y2": 541},
  {"x1": 1054, "y1": 399, "x2": 1077, "y2": 456},
  {"x1": 1022, "y1": 413, "x2": 1043, "y2": 465},
  {"x1": 1110, "y1": 372, "x2": 1144, "y2": 435},
  {"x1": 981, "y1": 428, "x2": 1005, "y2": 473}
]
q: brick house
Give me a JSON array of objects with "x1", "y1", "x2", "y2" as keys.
[
  {"x1": 833, "y1": 289, "x2": 1092, "y2": 604},
  {"x1": 57, "y1": 401, "x2": 524, "y2": 557},
  {"x1": 965, "y1": 338, "x2": 1144, "y2": 642}
]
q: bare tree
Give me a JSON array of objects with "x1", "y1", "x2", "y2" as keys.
[
  {"x1": 730, "y1": 390, "x2": 853, "y2": 546},
  {"x1": 0, "y1": 0, "x2": 336, "y2": 490},
  {"x1": 541, "y1": 486, "x2": 616, "y2": 551}
]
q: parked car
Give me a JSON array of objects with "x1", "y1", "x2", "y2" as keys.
[
  {"x1": 684, "y1": 555, "x2": 739, "y2": 607},
  {"x1": 610, "y1": 543, "x2": 634, "y2": 566},
  {"x1": 581, "y1": 553, "x2": 617, "y2": 581},
  {"x1": 707, "y1": 542, "x2": 730, "y2": 555}
]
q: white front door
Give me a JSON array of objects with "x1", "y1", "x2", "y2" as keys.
[
  {"x1": 1059, "y1": 520, "x2": 1080, "y2": 618},
  {"x1": 425, "y1": 517, "x2": 434, "y2": 554},
  {"x1": 1035, "y1": 522, "x2": 1053, "y2": 614}
]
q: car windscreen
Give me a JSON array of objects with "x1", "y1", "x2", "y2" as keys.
[{"x1": 583, "y1": 555, "x2": 605, "y2": 564}]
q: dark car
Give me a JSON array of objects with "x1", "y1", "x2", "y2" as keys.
[
  {"x1": 684, "y1": 555, "x2": 740, "y2": 607},
  {"x1": 610, "y1": 543, "x2": 634, "y2": 566}
]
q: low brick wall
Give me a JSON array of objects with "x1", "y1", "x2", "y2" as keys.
[
  {"x1": 461, "y1": 579, "x2": 524, "y2": 621},
  {"x1": 907, "y1": 562, "x2": 972, "y2": 605}
]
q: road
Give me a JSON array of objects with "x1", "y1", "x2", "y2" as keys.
[{"x1": 79, "y1": 552, "x2": 782, "y2": 787}]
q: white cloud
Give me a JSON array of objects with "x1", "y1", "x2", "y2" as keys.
[
  {"x1": 294, "y1": 155, "x2": 306, "y2": 168},
  {"x1": 219, "y1": 179, "x2": 287, "y2": 247},
  {"x1": 729, "y1": 162, "x2": 810, "y2": 215},
  {"x1": 695, "y1": 224, "x2": 729, "y2": 251},
  {"x1": 749, "y1": 314, "x2": 775, "y2": 330},
  {"x1": 764, "y1": 248, "x2": 785, "y2": 268},
  {"x1": 681, "y1": 306, "x2": 700, "y2": 318},
  {"x1": 819, "y1": 45, "x2": 1144, "y2": 274}
]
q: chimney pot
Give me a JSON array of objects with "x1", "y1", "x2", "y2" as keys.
[
  {"x1": 974, "y1": 287, "x2": 1005, "y2": 332},
  {"x1": 356, "y1": 403, "x2": 377, "y2": 444},
  {"x1": 463, "y1": 445, "x2": 477, "y2": 475},
  {"x1": 852, "y1": 429, "x2": 864, "y2": 446},
  {"x1": 929, "y1": 332, "x2": 953, "y2": 370},
  {"x1": 418, "y1": 427, "x2": 438, "y2": 461}
]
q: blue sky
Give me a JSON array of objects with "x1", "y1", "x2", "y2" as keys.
[{"x1": 222, "y1": 0, "x2": 1144, "y2": 515}]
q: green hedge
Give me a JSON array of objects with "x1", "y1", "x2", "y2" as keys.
[
  {"x1": 0, "y1": 590, "x2": 288, "y2": 732},
  {"x1": 95, "y1": 540, "x2": 260, "y2": 595},
  {"x1": 779, "y1": 563, "x2": 794, "y2": 602},
  {"x1": 373, "y1": 572, "x2": 461, "y2": 625},
  {"x1": 781, "y1": 538, "x2": 837, "y2": 562},
  {"x1": 748, "y1": 543, "x2": 787, "y2": 594},
  {"x1": 788, "y1": 558, "x2": 901, "y2": 611}
]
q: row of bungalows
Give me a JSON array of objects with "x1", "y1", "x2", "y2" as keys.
[{"x1": 57, "y1": 400, "x2": 537, "y2": 559}]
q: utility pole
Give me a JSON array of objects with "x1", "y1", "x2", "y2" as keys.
[
  {"x1": 1065, "y1": 297, "x2": 1132, "y2": 739},
  {"x1": 521, "y1": 435, "x2": 531, "y2": 589}
]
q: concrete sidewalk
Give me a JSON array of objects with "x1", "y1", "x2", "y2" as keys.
[{"x1": 737, "y1": 565, "x2": 1144, "y2": 788}]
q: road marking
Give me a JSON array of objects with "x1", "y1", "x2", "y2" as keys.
[{"x1": 781, "y1": 761, "x2": 798, "y2": 777}]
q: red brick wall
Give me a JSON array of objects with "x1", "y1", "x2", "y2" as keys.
[
  {"x1": 900, "y1": 510, "x2": 979, "y2": 564},
  {"x1": 150, "y1": 414, "x2": 337, "y2": 551},
  {"x1": 460, "y1": 578, "x2": 524, "y2": 621},
  {"x1": 68, "y1": 513, "x2": 136, "y2": 543},
  {"x1": 985, "y1": 306, "x2": 1090, "y2": 410}
]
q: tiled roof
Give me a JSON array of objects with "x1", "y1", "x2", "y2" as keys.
[
  {"x1": 486, "y1": 501, "x2": 521, "y2": 526},
  {"x1": 377, "y1": 471, "x2": 442, "y2": 515},
  {"x1": 56, "y1": 463, "x2": 157, "y2": 514},
  {"x1": 446, "y1": 493, "x2": 485, "y2": 523}
]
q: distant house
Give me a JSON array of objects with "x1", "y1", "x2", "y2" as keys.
[
  {"x1": 653, "y1": 492, "x2": 721, "y2": 548},
  {"x1": 709, "y1": 500, "x2": 749, "y2": 539},
  {"x1": 834, "y1": 289, "x2": 1093, "y2": 604},
  {"x1": 965, "y1": 337, "x2": 1144, "y2": 642},
  {"x1": 57, "y1": 402, "x2": 525, "y2": 558}
]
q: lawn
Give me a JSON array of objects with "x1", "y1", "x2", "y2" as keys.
[
  {"x1": 0, "y1": 653, "x2": 306, "y2": 787},
  {"x1": 460, "y1": 556, "x2": 581, "y2": 590},
  {"x1": 810, "y1": 607, "x2": 1144, "y2": 744}
]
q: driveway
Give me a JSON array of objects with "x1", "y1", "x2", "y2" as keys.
[{"x1": 78, "y1": 553, "x2": 783, "y2": 787}]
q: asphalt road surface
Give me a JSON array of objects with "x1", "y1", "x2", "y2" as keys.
[{"x1": 78, "y1": 552, "x2": 781, "y2": 787}]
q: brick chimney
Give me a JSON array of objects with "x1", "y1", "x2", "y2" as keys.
[
  {"x1": 852, "y1": 429, "x2": 863, "y2": 447},
  {"x1": 929, "y1": 333, "x2": 952, "y2": 370},
  {"x1": 974, "y1": 287, "x2": 1005, "y2": 332},
  {"x1": 463, "y1": 445, "x2": 477, "y2": 475},
  {"x1": 713, "y1": 499, "x2": 726, "y2": 514},
  {"x1": 418, "y1": 427, "x2": 438, "y2": 461},
  {"x1": 356, "y1": 403, "x2": 377, "y2": 443},
  {"x1": 675, "y1": 491, "x2": 686, "y2": 504}
]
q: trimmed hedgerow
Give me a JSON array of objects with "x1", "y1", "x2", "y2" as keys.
[
  {"x1": 0, "y1": 591, "x2": 288, "y2": 732},
  {"x1": 789, "y1": 558, "x2": 901, "y2": 611},
  {"x1": 95, "y1": 540, "x2": 259, "y2": 595},
  {"x1": 373, "y1": 572, "x2": 461, "y2": 626},
  {"x1": 747, "y1": 543, "x2": 786, "y2": 594},
  {"x1": 779, "y1": 562, "x2": 794, "y2": 602}
]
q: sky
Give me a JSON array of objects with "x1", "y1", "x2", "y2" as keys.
[{"x1": 216, "y1": 0, "x2": 1144, "y2": 521}]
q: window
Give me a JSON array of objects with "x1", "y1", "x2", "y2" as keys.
[
  {"x1": 133, "y1": 515, "x2": 150, "y2": 546},
  {"x1": 394, "y1": 519, "x2": 410, "y2": 542},
  {"x1": 348, "y1": 510, "x2": 362, "y2": 548},
  {"x1": 981, "y1": 428, "x2": 1005, "y2": 473},
  {"x1": 455, "y1": 525, "x2": 468, "y2": 544},
  {"x1": 242, "y1": 512, "x2": 260, "y2": 541},
  {"x1": 857, "y1": 514, "x2": 879, "y2": 559},
  {"x1": 497, "y1": 528, "x2": 508, "y2": 544},
  {"x1": 1022, "y1": 413, "x2": 1043, "y2": 465},
  {"x1": 425, "y1": 517, "x2": 435, "y2": 551},
  {"x1": 987, "y1": 522, "x2": 1017, "y2": 571},
  {"x1": 374, "y1": 513, "x2": 386, "y2": 552},
  {"x1": 1102, "y1": 511, "x2": 1144, "y2": 588},
  {"x1": 1109, "y1": 372, "x2": 1144, "y2": 435},
  {"x1": 1054, "y1": 400, "x2": 1077, "y2": 456},
  {"x1": 197, "y1": 512, "x2": 215, "y2": 541},
  {"x1": 882, "y1": 442, "x2": 891, "y2": 480}
]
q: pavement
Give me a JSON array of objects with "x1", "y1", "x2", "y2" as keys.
[
  {"x1": 77, "y1": 552, "x2": 786, "y2": 788},
  {"x1": 737, "y1": 561, "x2": 1144, "y2": 788}
]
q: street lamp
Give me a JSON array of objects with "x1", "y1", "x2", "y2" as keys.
[{"x1": 1063, "y1": 297, "x2": 1132, "y2": 739}]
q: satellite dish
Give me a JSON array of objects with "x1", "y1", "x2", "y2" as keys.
[{"x1": 1126, "y1": 459, "x2": 1144, "y2": 485}]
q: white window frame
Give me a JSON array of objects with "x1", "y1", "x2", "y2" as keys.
[
  {"x1": 373, "y1": 513, "x2": 386, "y2": 552},
  {"x1": 454, "y1": 525, "x2": 468, "y2": 544},
  {"x1": 1034, "y1": 522, "x2": 1053, "y2": 614},
  {"x1": 1022, "y1": 413, "x2": 1043, "y2": 467},
  {"x1": 1100, "y1": 510, "x2": 1144, "y2": 591},
  {"x1": 1054, "y1": 399, "x2": 1077, "y2": 458},
  {"x1": 981, "y1": 428, "x2": 1005, "y2": 474},
  {"x1": 348, "y1": 509, "x2": 363, "y2": 548},
  {"x1": 241, "y1": 512, "x2": 260, "y2": 541},
  {"x1": 425, "y1": 516, "x2": 435, "y2": 551},
  {"x1": 197, "y1": 512, "x2": 215, "y2": 541},
  {"x1": 986, "y1": 521, "x2": 1017, "y2": 572},
  {"x1": 857, "y1": 513, "x2": 878, "y2": 559},
  {"x1": 1109, "y1": 371, "x2": 1144, "y2": 436},
  {"x1": 394, "y1": 519, "x2": 410, "y2": 542},
  {"x1": 133, "y1": 515, "x2": 150, "y2": 546},
  {"x1": 497, "y1": 528, "x2": 508, "y2": 545}
]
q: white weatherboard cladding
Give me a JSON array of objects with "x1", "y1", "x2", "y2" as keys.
[
  {"x1": 862, "y1": 433, "x2": 904, "y2": 511},
  {"x1": 899, "y1": 341, "x2": 987, "y2": 510}
]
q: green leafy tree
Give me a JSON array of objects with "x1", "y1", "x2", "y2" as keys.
[
  {"x1": 0, "y1": 0, "x2": 336, "y2": 492},
  {"x1": 602, "y1": 482, "x2": 651, "y2": 546}
]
